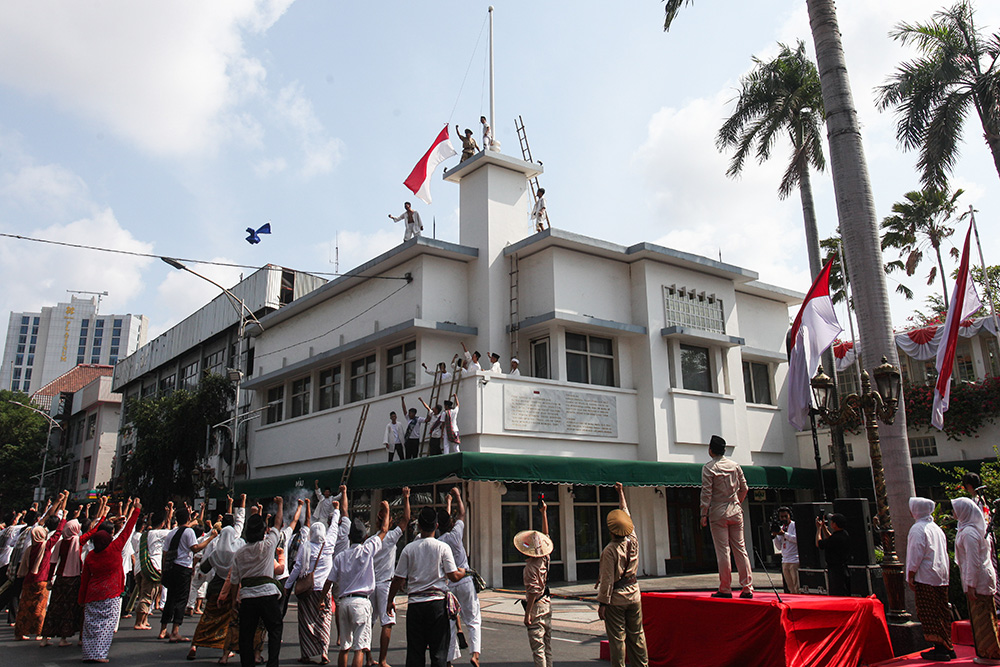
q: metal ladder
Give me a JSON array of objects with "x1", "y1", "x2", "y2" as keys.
[
  {"x1": 340, "y1": 402, "x2": 369, "y2": 487},
  {"x1": 509, "y1": 253, "x2": 520, "y2": 363},
  {"x1": 514, "y1": 115, "x2": 549, "y2": 229}
]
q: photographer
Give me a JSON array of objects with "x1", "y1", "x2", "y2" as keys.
[{"x1": 770, "y1": 507, "x2": 799, "y2": 594}]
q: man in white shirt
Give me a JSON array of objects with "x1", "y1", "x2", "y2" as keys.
[
  {"x1": 160, "y1": 505, "x2": 217, "y2": 642},
  {"x1": 314, "y1": 480, "x2": 337, "y2": 526},
  {"x1": 135, "y1": 503, "x2": 174, "y2": 630},
  {"x1": 480, "y1": 116, "x2": 492, "y2": 151},
  {"x1": 383, "y1": 411, "x2": 405, "y2": 462},
  {"x1": 325, "y1": 504, "x2": 392, "y2": 667},
  {"x1": 400, "y1": 399, "x2": 428, "y2": 460},
  {"x1": 531, "y1": 189, "x2": 547, "y2": 232},
  {"x1": 387, "y1": 507, "x2": 465, "y2": 667},
  {"x1": 487, "y1": 353, "x2": 502, "y2": 374},
  {"x1": 372, "y1": 488, "x2": 410, "y2": 667},
  {"x1": 461, "y1": 343, "x2": 481, "y2": 375},
  {"x1": 770, "y1": 507, "x2": 799, "y2": 594},
  {"x1": 508, "y1": 358, "x2": 521, "y2": 377},
  {"x1": 389, "y1": 202, "x2": 423, "y2": 242},
  {"x1": 226, "y1": 496, "x2": 285, "y2": 667},
  {"x1": 440, "y1": 488, "x2": 481, "y2": 667},
  {"x1": 419, "y1": 398, "x2": 445, "y2": 457},
  {"x1": 422, "y1": 362, "x2": 453, "y2": 385},
  {"x1": 443, "y1": 396, "x2": 461, "y2": 455}
]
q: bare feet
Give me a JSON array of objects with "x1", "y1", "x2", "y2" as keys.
[
  {"x1": 40, "y1": 638, "x2": 50, "y2": 647},
  {"x1": 158, "y1": 629, "x2": 169, "y2": 639},
  {"x1": 134, "y1": 623, "x2": 152, "y2": 630},
  {"x1": 58, "y1": 639, "x2": 72, "y2": 647},
  {"x1": 470, "y1": 653, "x2": 480, "y2": 667}
]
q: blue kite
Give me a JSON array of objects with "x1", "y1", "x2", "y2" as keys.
[{"x1": 246, "y1": 222, "x2": 271, "y2": 244}]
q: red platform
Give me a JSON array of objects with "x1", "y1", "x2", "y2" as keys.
[{"x1": 636, "y1": 591, "x2": 893, "y2": 667}]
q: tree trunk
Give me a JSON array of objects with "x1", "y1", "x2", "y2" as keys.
[
  {"x1": 982, "y1": 121, "x2": 1000, "y2": 185},
  {"x1": 799, "y1": 166, "x2": 851, "y2": 498},
  {"x1": 933, "y1": 242, "x2": 950, "y2": 306},
  {"x1": 806, "y1": 0, "x2": 915, "y2": 545}
]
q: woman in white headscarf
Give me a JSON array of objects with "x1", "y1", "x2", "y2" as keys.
[
  {"x1": 906, "y1": 498, "x2": 954, "y2": 662},
  {"x1": 954, "y1": 496, "x2": 1000, "y2": 663}
]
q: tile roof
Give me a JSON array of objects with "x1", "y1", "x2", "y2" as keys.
[{"x1": 32, "y1": 364, "x2": 114, "y2": 398}]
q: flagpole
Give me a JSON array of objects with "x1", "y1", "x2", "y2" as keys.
[
  {"x1": 837, "y1": 239, "x2": 864, "y2": 390},
  {"x1": 970, "y1": 206, "x2": 1000, "y2": 358},
  {"x1": 488, "y1": 6, "x2": 495, "y2": 144}
]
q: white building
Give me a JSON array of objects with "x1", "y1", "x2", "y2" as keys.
[
  {"x1": 1, "y1": 297, "x2": 146, "y2": 393},
  {"x1": 237, "y1": 150, "x2": 815, "y2": 585}
]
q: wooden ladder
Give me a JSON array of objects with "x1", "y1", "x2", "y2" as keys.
[
  {"x1": 514, "y1": 115, "x2": 549, "y2": 229},
  {"x1": 419, "y1": 356, "x2": 464, "y2": 457},
  {"x1": 340, "y1": 403, "x2": 369, "y2": 487}
]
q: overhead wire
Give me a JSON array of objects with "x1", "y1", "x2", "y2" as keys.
[
  {"x1": 447, "y1": 13, "x2": 489, "y2": 124},
  {"x1": 0, "y1": 232, "x2": 408, "y2": 280}
]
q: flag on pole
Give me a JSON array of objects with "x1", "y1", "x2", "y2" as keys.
[
  {"x1": 787, "y1": 257, "x2": 843, "y2": 430},
  {"x1": 404, "y1": 125, "x2": 457, "y2": 205},
  {"x1": 932, "y1": 221, "x2": 982, "y2": 430}
]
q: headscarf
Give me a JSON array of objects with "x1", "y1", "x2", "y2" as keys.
[
  {"x1": 208, "y1": 526, "x2": 243, "y2": 573},
  {"x1": 298, "y1": 522, "x2": 326, "y2": 571},
  {"x1": 909, "y1": 497, "x2": 935, "y2": 523},
  {"x1": 91, "y1": 530, "x2": 112, "y2": 553},
  {"x1": 18, "y1": 525, "x2": 49, "y2": 577},
  {"x1": 954, "y1": 496, "x2": 987, "y2": 535},
  {"x1": 56, "y1": 520, "x2": 83, "y2": 577},
  {"x1": 954, "y1": 496, "x2": 996, "y2": 594}
]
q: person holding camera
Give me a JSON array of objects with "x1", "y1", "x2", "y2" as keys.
[
  {"x1": 815, "y1": 513, "x2": 851, "y2": 596},
  {"x1": 771, "y1": 507, "x2": 799, "y2": 594}
]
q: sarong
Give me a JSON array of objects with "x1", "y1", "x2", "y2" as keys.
[
  {"x1": 969, "y1": 592, "x2": 1000, "y2": 660},
  {"x1": 914, "y1": 582, "x2": 952, "y2": 649},
  {"x1": 82, "y1": 596, "x2": 122, "y2": 661},
  {"x1": 192, "y1": 576, "x2": 231, "y2": 650},
  {"x1": 13, "y1": 579, "x2": 49, "y2": 637},
  {"x1": 298, "y1": 588, "x2": 333, "y2": 660},
  {"x1": 41, "y1": 575, "x2": 82, "y2": 638}
]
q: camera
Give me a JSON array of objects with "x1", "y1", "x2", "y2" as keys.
[{"x1": 769, "y1": 509, "x2": 783, "y2": 535}]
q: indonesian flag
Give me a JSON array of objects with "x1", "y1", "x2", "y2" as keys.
[
  {"x1": 787, "y1": 258, "x2": 843, "y2": 430},
  {"x1": 932, "y1": 222, "x2": 981, "y2": 430},
  {"x1": 404, "y1": 126, "x2": 457, "y2": 205}
]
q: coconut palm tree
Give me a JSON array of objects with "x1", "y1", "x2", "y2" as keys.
[
  {"x1": 664, "y1": 0, "x2": 916, "y2": 542},
  {"x1": 881, "y1": 187, "x2": 964, "y2": 304},
  {"x1": 717, "y1": 41, "x2": 826, "y2": 278},
  {"x1": 877, "y1": 1, "x2": 1000, "y2": 190}
]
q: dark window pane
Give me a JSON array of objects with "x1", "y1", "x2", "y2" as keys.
[
  {"x1": 590, "y1": 356, "x2": 614, "y2": 387},
  {"x1": 501, "y1": 505, "x2": 529, "y2": 564},
  {"x1": 742, "y1": 361, "x2": 754, "y2": 402},
  {"x1": 574, "y1": 505, "x2": 600, "y2": 560},
  {"x1": 567, "y1": 353, "x2": 588, "y2": 383},
  {"x1": 504, "y1": 483, "x2": 529, "y2": 503},
  {"x1": 681, "y1": 344, "x2": 711, "y2": 392},
  {"x1": 566, "y1": 332, "x2": 587, "y2": 352},
  {"x1": 589, "y1": 336, "x2": 613, "y2": 356},
  {"x1": 752, "y1": 363, "x2": 772, "y2": 405}
]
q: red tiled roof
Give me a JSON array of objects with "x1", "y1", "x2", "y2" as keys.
[{"x1": 32, "y1": 364, "x2": 114, "y2": 397}]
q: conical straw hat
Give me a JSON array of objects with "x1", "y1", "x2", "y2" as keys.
[{"x1": 514, "y1": 529, "x2": 554, "y2": 557}]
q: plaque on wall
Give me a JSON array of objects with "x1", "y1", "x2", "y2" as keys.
[{"x1": 503, "y1": 384, "x2": 618, "y2": 437}]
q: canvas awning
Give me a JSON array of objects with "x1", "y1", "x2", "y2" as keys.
[{"x1": 235, "y1": 452, "x2": 820, "y2": 498}]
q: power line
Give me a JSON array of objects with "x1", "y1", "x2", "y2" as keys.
[
  {"x1": 255, "y1": 280, "x2": 412, "y2": 359},
  {"x1": 0, "y1": 232, "x2": 407, "y2": 280}
]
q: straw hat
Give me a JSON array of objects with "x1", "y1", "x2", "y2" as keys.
[
  {"x1": 514, "y1": 530, "x2": 554, "y2": 557},
  {"x1": 607, "y1": 509, "x2": 634, "y2": 537}
]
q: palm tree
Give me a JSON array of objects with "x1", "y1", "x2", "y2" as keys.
[
  {"x1": 877, "y1": 1, "x2": 1000, "y2": 190},
  {"x1": 664, "y1": 0, "x2": 916, "y2": 543},
  {"x1": 881, "y1": 188, "x2": 964, "y2": 304},
  {"x1": 717, "y1": 41, "x2": 826, "y2": 278}
]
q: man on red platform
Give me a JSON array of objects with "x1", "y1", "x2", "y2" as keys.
[
  {"x1": 597, "y1": 482, "x2": 648, "y2": 667},
  {"x1": 700, "y1": 435, "x2": 754, "y2": 599}
]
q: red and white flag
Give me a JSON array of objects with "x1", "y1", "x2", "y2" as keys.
[
  {"x1": 404, "y1": 125, "x2": 457, "y2": 205},
  {"x1": 932, "y1": 222, "x2": 981, "y2": 429},
  {"x1": 788, "y1": 258, "x2": 843, "y2": 430}
]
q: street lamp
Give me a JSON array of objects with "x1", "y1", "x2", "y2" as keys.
[
  {"x1": 161, "y1": 257, "x2": 266, "y2": 488},
  {"x1": 811, "y1": 356, "x2": 907, "y2": 621},
  {"x1": 6, "y1": 399, "x2": 63, "y2": 502}
]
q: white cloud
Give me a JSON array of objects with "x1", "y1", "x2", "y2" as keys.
[
  {"x1": 0, "y1": 163, "x2": 92, "y2": 220},
  {"x1": 153, "y1": 259, "x2": 246, "y2": 336},
  {"x1": 0, "y1": 1, "x2": 298, "y2": 158},
  {"x1": 273, "y1": 83, "x2": 345, "y2": 177},
  {"x1": 336, "y1": 229, "x2": 404, "y2": 274},
  {"x1": 254, "y1": 157, "x2": 288, "y2": 178}
]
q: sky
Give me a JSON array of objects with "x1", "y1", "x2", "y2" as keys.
[{"x1": 0, "y1": 0, "x2": 998, "y2": 340}]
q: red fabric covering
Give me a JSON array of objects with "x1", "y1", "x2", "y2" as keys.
[
  {"x1": 908, "y1": 326, "x2": 938, "y2": 344},
  {"x1": 641, "y1": 591, "x2": 893, "y2": 667},
  {"x1": 952, "y1": 620, "x2": 974, "y2": 647},
  {"x1": 872, "y1": 643, "x2": 976, "y2": 665}
]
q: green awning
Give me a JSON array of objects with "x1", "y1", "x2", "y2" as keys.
[
  {"x1": 236, "y1": 452, "x2": 820, "y2": 497},
  {"x1": 848, "y1": 459, "x2": 989, "y2": 490}
]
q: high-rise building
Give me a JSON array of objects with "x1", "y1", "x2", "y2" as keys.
[{"x1": 0, "y1": 297, "x2": 147, "y2": 393}]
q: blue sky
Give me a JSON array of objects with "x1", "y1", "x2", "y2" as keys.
[{"x1": 0, "y1": 0, "x2": 998, "y2": 338}]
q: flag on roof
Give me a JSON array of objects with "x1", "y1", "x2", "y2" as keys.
[{"x1": 404, "y1": 125, "x2": 457, "y2": 205}]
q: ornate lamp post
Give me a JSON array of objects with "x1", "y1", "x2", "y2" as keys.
[{"x1": 811, "y1": 356, "x2": 909, "y2": 621}]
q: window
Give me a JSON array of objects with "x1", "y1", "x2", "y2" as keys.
[
  {"x1": 141, "y1": 381, "x2": 156, "y2": 398},
  {"x1": 566, "y1": 333, "x2": 615, "y2": 386},
  {"x1": 385, "y1": 342, "x2": 416, "y2": 393},
  {"x1": 266, "y1": 386, "x2": 285, "y2": 424},
  {"x1": 15, "y1": 354, "x2": 22, "y2": 366},
  {"x1": 70, "y1": 460, "x2": 79, "y2": 488},
  {"x1": 181, "y1": 361, "x2": 199, "y2": 389},
  {"x1": 86, "y1": 413, "x2": 97, "y2": 439},
  {"x1": 319, "y1": 366, "x2": 342, "y2": 411},
  {"x1": 20, "y1": 316, "x2": 28, "y2": 325},
  {"x1": 680, "y1": 344, "x2": 712, "y2": 392},
  {"x1": 291, "y1": 377, "x2": 311, "y2": 418},
  {"x1": 81, "y1": 457, "x2": 92, "y2": 485},
  {"x1": 159, "y1": 374, "x2": 176, "y2": 395},
  {"x1": 12, "y1": 368, "x2": 20, "y2": 380},
  {"x1": 664, "y1": 285, "x2": 725, "y2": 334},
  {"x1": 26, "y1": 354, "x2": 34, "y2": 366},
  {"x1": 24, "y1": 369, "x2": 31, "y2": 380},
  {"x1": 828, "y1": 442, "x2": 855, "y2": 462},
  {"x1": 349, "y1": 354, "x2": 377, "y2": 402},
  {"x1": 573, "y1": 485, "x2": 620, "y2": 580},
  {"x1": 530, "y1": 338, "x2": 549, "y2": 379},
  {"x1": 910, "y1": 436, "x2": 938, "y2": 458},
  {"x1": 955, "y1": 340, "x2": 976, "y2": 383},
  {"x1": 501, "y1": 483, "x2": 563, "y2": 586},
  {"x1": 113, "y1": 319, "x2": 122, "y2": 328},
  {"x1": 10, "y1": 381, "x2": 19, "y2": 391},
  {"x1": 22, "y1": 382, "x2": 28, "y2": 392},
  {"x1": 203, "y1": 349, "x2": 226, "y2": 376},
  {"x1": 836, "y1": 368, "x2": 860, "y2": 398},
  {"x1": 742, "y1": 361, "x2": 773, "y2": 405},
  {"x1": 74, "y1": 419, "x2": 84, "y2": 445},
  {"x1": 987, "y1": 337, "x2": 1000, "y2": 378}
]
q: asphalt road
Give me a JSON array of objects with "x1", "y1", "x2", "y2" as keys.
[{"x1": 0, "y1": 601, "x2": 605, "y2": 667}]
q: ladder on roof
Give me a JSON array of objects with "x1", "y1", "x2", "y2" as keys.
[
  {"x1": 418, "y1": 357, "x2": 463, "y2": 457},
  {"x1": 514, "y1": 115, "x2": 549, "y2": 230},
  {"x1": 340, "y1": 402, "x2": 369, "y2": 487},
  {"x1": 509, "y1": 253, "x2": 520, "y2": 363}
]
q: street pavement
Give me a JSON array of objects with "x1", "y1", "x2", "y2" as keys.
[{"x1": 0, "y1": 573, "x2": 765, "y2": 666}]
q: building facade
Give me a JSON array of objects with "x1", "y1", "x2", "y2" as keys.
[
  {"x1": 236, "y1": 150, "x2": 814, "y2": 585},
  {"x1": 1, "y1": 297, "x2": 147, "y2": 393}
]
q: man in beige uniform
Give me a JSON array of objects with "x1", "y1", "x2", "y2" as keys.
[
  {"x1": 597, "y1": 482, "x2": 648, "y2": 667},
  {"x1": 700, "y1": 435, "x2": 754, "y2": 598},
  {"x1": 517, "y1": 498, "x2": 554, "y2": 667}
]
